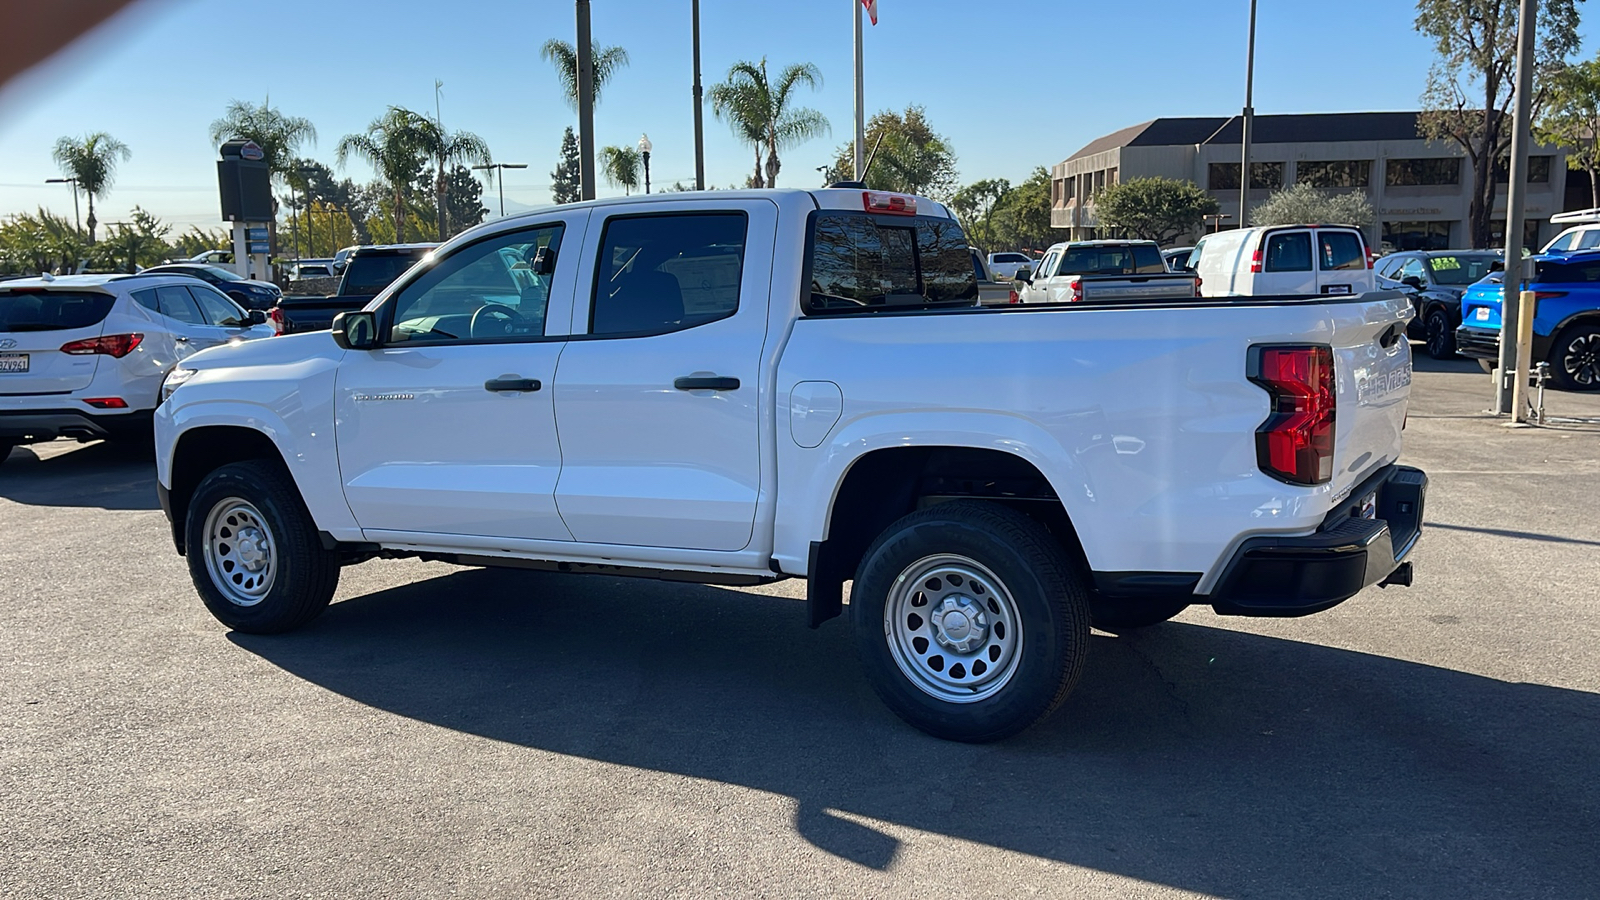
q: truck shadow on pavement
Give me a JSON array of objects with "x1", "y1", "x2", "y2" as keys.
[
  {"x1": 232, "y1": 567, "x2": 1600, "y2": 897},
  {"x1": 0, "y1": 441, "x2": 158, "y2": 510}
]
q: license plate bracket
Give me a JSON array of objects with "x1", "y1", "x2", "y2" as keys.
[{"x1": 0, "y1": 352, "x2": 29, "y2": 374}]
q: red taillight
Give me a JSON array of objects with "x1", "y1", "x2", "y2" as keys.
[
  {"x1": 1249, "y1": 249, "x2": 1264, "y2": 274},
  {"x1": 268, "y1": 306, "x2": 286, "y2": 335},
  {"x1": 82, "y1": 397, "x2": 128, "y2": 409},
  {"x1": 1066, "y1": 276, "x2": 1083, "y2": 303},
  {"x1": 863, "y1": 191, "x2": 916, "y2": 215},
  {"x1": 60, "y1": 333, "x2": 143, "y2": 358},
  {"x1": 1008, "y1": 289, "x2": 1019, "y2": 304},
  {"x1": 1249, "y1": 345, "x2": 1335, "y2": 485},
  {"x1": 1365, "y1": 252, "x2": 1374, "y2": 269},
  {"x1": 1532, "y1": 291, "x2": 1568, "y2": 301}
]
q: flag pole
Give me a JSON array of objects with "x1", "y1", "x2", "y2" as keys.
[{"x1": 853, "y1": 0, "x2": 865, "y2": 180}]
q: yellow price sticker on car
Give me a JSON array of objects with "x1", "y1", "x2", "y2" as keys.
[{"x1": 1433, "y1": 257, "x2": 1461, "y2": 270}]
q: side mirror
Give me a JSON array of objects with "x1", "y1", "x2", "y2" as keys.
[
  {"x1": 332, "y1": 259, "x2": 347, "y2": 273},
  {"x1": 247, "y1": 309, "x2": 267, "y2": 325},
  {"x1": 530, "y1": 245, "x2": 557, "y2": 276},
  {"x1": 331, "y1": 310, "x2": 378, "y2": 350},
  {"x1": 1013, "y1": 267, "x2": 1033, "y2": 284},
  {"x1": 1401, "y1": 275, "x2": 1424, "y2": 289}
]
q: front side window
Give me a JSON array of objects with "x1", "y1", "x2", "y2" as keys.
[
  {"x1": 807, "y1": 212, "x2": 976, "y2": 313},
  {"x1": 388, "y1": 225, "x2": 563, "y2": 343},
  {"x1": 1264, "y1": 232, "x2": 1313, "y2": 272},
  {"x1": 592, "y1": 213, "x2": 746, "y2": 335},
  {"x1": 1399, "y1": 258, "x2": 1428, "y2": 281},
  {"x1": 188, "y1": 286, "x2": 248, "y2": 326},
  {"x1": 1318, "y1": 231, "x2": 1366, "y2": 271}
]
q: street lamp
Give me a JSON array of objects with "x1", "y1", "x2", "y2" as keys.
[
  {"x1": 1204, "y1": 213, "x2": 1234, "y2": 233},
  {"x1": 472, "y1": 163, "x2": 529, "y2": 218},
  {"x1": 298, "y1": 166, "x2": 319, "y2": 258},
  {"x1": 638, "y1": 133, "x2": 653, "y2": 194},
  {"x1": 45, "y1": 177, "x2": 81, "y2": 233}
]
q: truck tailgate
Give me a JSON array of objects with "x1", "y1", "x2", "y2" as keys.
[
  {"x1": 1328, "y1": 296, "x2": 1414, "y2": 500},
  {"x1": 1082, "y1": 274, "x2": 1198, "y2": 302}
]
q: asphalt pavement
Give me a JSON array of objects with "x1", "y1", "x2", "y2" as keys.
[{"x1": 2, "y1": 355, "x2": 1598, "y2": 899}]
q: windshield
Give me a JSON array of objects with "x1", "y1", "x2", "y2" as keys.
[
  {"x1": 1427, "y1": 255, "x2": 1498, "y2": 285},
  {"x1": 344, "y1": 253, "x2": 429, "y2": 295},
  {"x1": 193, "y1": 265, "x2": 243, "y2": 282}
]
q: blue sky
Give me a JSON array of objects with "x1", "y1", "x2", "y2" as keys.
[{"x1": 1, "y1": 0, "x2": 1595, "y2": 229}]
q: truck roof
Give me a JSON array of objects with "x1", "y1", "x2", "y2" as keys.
[{"x1": 484, "y1": 187, "x2": 953, "y2": 230}]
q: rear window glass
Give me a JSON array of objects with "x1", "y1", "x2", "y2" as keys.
[
  {"x1": 344, "y1": 252, "x2": 431, "y2": 295},
  {"x1": 0, "y1": 290, "x2": 116, "y2": 332},
  {"x1": 1318, "y1": 231, "x2": 1367, "y2": 271},
  {"x1": 1058, "y1": 246, "x2": 1166, "y2": 276},
  {"x1": 1264, "y1": 233, "x2": 1313, "y2": 272},
  {"x1": 807, "y1": 213, "x2": 977, "y2": 313},
  {"x1": 1536, "y1": 260, "x2": 1600, "y2": 284}
]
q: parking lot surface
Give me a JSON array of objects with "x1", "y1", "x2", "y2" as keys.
[{"x1": 2, "y1": 357, "x2": 1598, "y2": 899}]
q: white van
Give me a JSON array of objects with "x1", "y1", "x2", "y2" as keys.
[{"x1": 1191, "y1": 225, "x2": 1373, "y2": 297}]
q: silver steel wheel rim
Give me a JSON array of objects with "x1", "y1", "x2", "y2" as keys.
[
  {"x1": 884, "y1": 554, "x2": 1023, "y2": 704},
  {"x1": 1563, "y1": 333, "x2": 1600, "y2": 385},
  {"x1": 203, "y1": 497, "x2": 277, "y2": 607}
]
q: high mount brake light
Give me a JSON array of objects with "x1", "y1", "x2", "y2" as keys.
[
  {"x1": 1249, "y1": 345, "x2": 1335, "y2": 486},
  {"x1": 863, "y1": 191, "x2": 916, "y2": 215},
  {"x1": 59, "y1": 333, "x2": 143, "y2": 358}
]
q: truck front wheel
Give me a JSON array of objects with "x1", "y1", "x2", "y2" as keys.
[
  {"x1": 851, "y1": 500, "x2": 1091, "y2": 742},
  {"x1": 185, "y1": 460, "x2": 339, "y2": 634}
]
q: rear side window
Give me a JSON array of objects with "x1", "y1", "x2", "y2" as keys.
[
  {"x1": 1264, "y1": 233, "x2": 1313, "y2": 272},
  {"x1": 807, "y1": 213, "x2": 977, "y2": 313},
  {"x1": 591, "y1": 213, "x2": 746, "y2": 335},
  {"x1": 1318, "y1": 231, "x2": 1367, "y2": 271},
  {"x1": 0, "y1": 291, "x2": 116, "y2": 332}
]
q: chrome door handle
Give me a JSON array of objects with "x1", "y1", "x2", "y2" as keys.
[
  {"x1": 674, "y1": 375, "x2": 740, "y2": 391},
  {"x1": 484, "y1": 377, "x2": 541, "y2": 393}
]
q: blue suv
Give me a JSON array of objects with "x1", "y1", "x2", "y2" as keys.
[{"x1": 1457, "y1": 250, "x2": 1600, "y2": 391}]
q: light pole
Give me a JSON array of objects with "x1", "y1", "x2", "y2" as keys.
[
  {"x1": 1204, "y1": 213, "x2": 1234, "y2": 233},
  {"x1": 692, "y1": 0, "x2": 704, "y2": 190},
  {"x1": 638, "y1": 134, "x2": 653, "y2": 194},
  {"x1": 298, "y1": 166, "x2": 319, "y2": 258},
  {"x1": 473, "y1": 163, "x2": 528, "y2": 218},
  {"x1": 45, "y1": 177, "x2": 80, "y2": 233},
  {"x1": 576, "y1": 0, "x2": 596, "y2": 201},
  {"x1": 1239, "y1": 0, "x2": 1258, "y2": 228}
]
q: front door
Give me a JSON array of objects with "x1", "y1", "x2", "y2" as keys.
[
  {"x1": 553, "y1": 201, "x2": 775, "y2": 551},
  {"x1": 335, "y1": 218, "x2": 580, "y2": 541}
]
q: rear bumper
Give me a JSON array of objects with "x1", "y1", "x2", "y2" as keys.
[
  {"x1": 0, "y1": 407, "x2": 153, "y2": 444},
  {"x1": 1207, "y1": 464, "x2": 1427, "y2": 617},
  {"x1": 1455, "y1": 325, "x2": 1500, "y2": 360}
]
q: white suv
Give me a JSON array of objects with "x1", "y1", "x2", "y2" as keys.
[{"x1": 0, "y1": 273, "x2": 274, "y2": 463}]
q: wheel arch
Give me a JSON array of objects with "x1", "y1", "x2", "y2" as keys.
[{"x1": 167, "y1": 425, "x2": 291, "y2": 555}]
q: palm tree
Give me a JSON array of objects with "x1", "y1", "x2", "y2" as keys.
[
  {"x1": 416, "y1": 117, "x2": 491, "y2": 239},
  {"x1": 337, "y1": 108, "x2": 432, "y2": 241},
  {"x1": 540, "y1": 39, "x2": 630, "y2": 110},
  {"x1": 708, "y1": 59, "x2": 829, "y2": 189},
  {"x1": 50, "y1": 132, "x2": 130, "y2": 245},
  {"x1": 209, "y1": 100, "x2": 316, "y2": 257},
  {"x1": 598, "y1": 146, "x2": 641, "y2": 195}
]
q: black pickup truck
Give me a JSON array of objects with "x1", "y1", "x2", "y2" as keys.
[{"x1": 271, "y1": 243, "x2": 437, "y2": 334}]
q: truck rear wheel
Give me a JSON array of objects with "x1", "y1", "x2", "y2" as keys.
[
  {"x1": 185, "y1": 460, "x2": 339, "y2": 634},
  {"x1": 851, "y1": 500, "x2": 1091, "y2": 742}
]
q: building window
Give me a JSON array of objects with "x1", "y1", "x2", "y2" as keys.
[
  {"x1": 1297, "y1": 160, "x2": 1371, "y2": 188},
  {"x1": 1064, "y1": 176, "x2": 1075, "y2": 202},
  {"x1": 1383, "y1": 221, "x2": 1453, "y2": 252},
  {"x1": 1107, "y1": 167, "x2": 1118, "y2": 186},
  {"x1": 1094, "y1": 170, "x2": 1106, "y2": 197},
  {"x1": 1489, "y1": 219, "x2": 1543, "y2": 251},
  {"x1": 1208, "y1": 162, "x2": 1284, "y2": 190},
  {"x1": 1494, "y1": 155, "x2": 1552, "y2": 183},
  {"x1": 1385, "y1": 157, "x2": 1460, "y2": 186}
]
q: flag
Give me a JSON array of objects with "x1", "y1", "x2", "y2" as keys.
[{"x1": 862, "y1": 0, "x2": 878, "y2": 25}]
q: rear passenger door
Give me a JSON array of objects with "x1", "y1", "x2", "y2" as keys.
[
  {"x1": 552, "y1": 200, "x2": 777, "y2": 551},
  {"x1": 1259, "y1": 229, "x2": 1316, "y2": 295},
  {"x1": 1314, "y1": 229, "x2": 1371, "y2": 295}
]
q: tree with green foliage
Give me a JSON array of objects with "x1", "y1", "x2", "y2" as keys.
[
  {"x1": 599, "y1": 145, "x2": 641, "y2": 195},
  {"x1": 551, "y1": 127, "x2": 582, "y2": 204},
  {"x1": 209, "y1": 100, "x2": 317, "y2": 260},
  {"x1": 709, "y1": 58, "x2": 828, "y2": 188},
  {"x1": 0, "y1": 208, "x2": 88, "y2": 275},
  {"x1": 50, "y1": 132, "x2": 130, "y2": 245},
  {"x1": 540, "y1": 39, "x2": 630, "y2": 110},
  {"x1": 989, "y1": 168, "x2": 1057, "y2": 252},
  {"x1": 337, "y1": 108, "x2": 433, "y2": 241},
  {"x1": 1536, "y1": 57, "x2": 1600, "y2": 208},
  {"x1": 823, "y1": 106, "x2": 957, "y2": 200},
  {"x1": 1416, "y1": 0, "x2": 1581, "y2": 247},
  {"x1": 1094, "y1": 177, "x2": 1220, "y2": 245},
  {"x1": 1251, "y1": 183, "x2": 1375, "y2": 228},
  {"x1": 950, "y1": 178, "x2": 1011, "y2": 250},
  {"x1": 171, "y1": 225, "x2": 231, "y2": 259},
  {"x1": 96, "y1": 207, "x2": 170, "y2": 273},
  {"x1": 444, "y1": 164, "x2": 489, "y2": 232},
  {"x1": 415, "y1": 116, "x2": 491, "y2": 239}
]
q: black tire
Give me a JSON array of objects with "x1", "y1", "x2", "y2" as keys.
[
  {"x1": 1091, "y1": 596, "x2": 1190, "y2": 631},
  {"x1": 1424, "y1": 307, "x2": 1457, "y2": 359},
  {"x1": 851, "y1": 500, "x2": 1091, "y2": 743},
  {"x1": 1547, "y1": 322, "x2": 1600, "y2": 392},
  {"x1": 185, "y1": 460, "x2": 339, "y2": 634}
]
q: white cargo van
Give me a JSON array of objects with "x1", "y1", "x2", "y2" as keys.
[{"x1": 1191, "y1": 225, "x2": 1373, "y2": 297}]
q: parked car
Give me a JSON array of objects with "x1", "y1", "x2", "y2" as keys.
[
  {"x1": 271, "y1": 244, "x2": 438, "y2": 334},
  {"x1": 1162, "y1": 246, "x2": 1195, "y2": 272},
  {"x1": 1190, "y1": 225, "x2": 1374, "y2": 297},
  {"x1": 1014, "y1": 240, "x2": 1199, "y2": 303},
  {"x1": 986, "y1": 251, "x2": 1035, "y2": 281},
  {"x1": 1542, "y1": 208, "x2": 1600, "y2": 253},
  {"x1": 1456, "y1": 249, "x2": 1600, "y2": 391},
  {"x1": 1374, "y1": 250, "x2": 1500, "y2": 358},
  {"x1": 137, "y1": 263, "x2": 283, "y2": 311},
  {"x1": 289, "y1": 259, "x2": 336, "y2": 279},
  {"x1": 181, "y1": 249, "x2": 233, "y2": 266},
  {"x1": 330, "y1": 245, "x2": 359, "y2": 273},
  {"x1": 154, "y1": 187, "x2": 1424, "y2": 743},
  {"x1": 0, "y1": 273, "x2": 271, "y2": 460},
  {"x1": 969, "y1": 247, "x2": 1017, "y2": 306}
]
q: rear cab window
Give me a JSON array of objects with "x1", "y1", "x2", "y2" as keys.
[
  {"x1": 0, "y1": 290, "x2": 116, "y2": 331},
  {"x1": 806, "y1": 212, "x2": 976, "y2": 314}
]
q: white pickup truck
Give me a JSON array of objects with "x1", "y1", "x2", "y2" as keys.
[{"x1": 154, "y1": 187, "x2": 1426, "y2": 742}]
